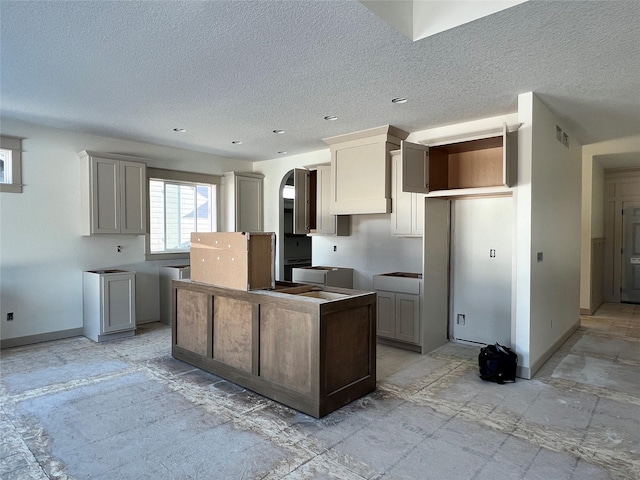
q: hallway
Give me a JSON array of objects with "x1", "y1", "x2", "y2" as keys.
[{"x1": 1, "y1": 304, "x2": 638, "y2": 479}]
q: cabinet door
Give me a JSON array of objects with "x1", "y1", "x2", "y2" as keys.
[
  {"x1": 390, "y1": 151, "x2": 413, "y2": 236},
  {"x1": 395, "y1": 293, "x2": 420, "y2": 344},
  {"x1": 102, "y1": 274, "x2": 135, "y2": 334},
  {"x1": 119, "y1": 160, "x2": 146, "y2": 234},
  {"x1": 236, "y1": 174, "x2": 263, "y2": 232},
  {"x1": 503, "y1": 123, "x2": 517, "y2": 188},
  {"x1": 401, "y1": 141, "x2": 430, "y2": 194},
  {"x1": 91, "y1": 156, "x2": 120, "y2": 234},
  {"x1": 293, "y1": 168, "x2": 310, "y2": 234},
  {"x1": 314, "y1": 166, "x2": 335, "y2": 235},
  {"x1": 376, "y1": 291, "x2": 396, "y2": 339},
  {"x1": 331, "y1": 140, "x2": 391, "y2": 214},
  {"x1": 412, "y1": 194, "x2": 425, "y2": 235}
]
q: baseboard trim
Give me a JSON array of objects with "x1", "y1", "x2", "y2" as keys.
[
  {"x1": 522, "y1": 319, "x2": 580, "y2": 380},
  {"x1": 377, "y1": 337, "x2": 422, "y2": 353},
  {"x1": 580, "y1": 301, "x2": 603, "y2": 316},
  {"x1": 0, "y1": 327, "x2": 84, "y2": 349}
]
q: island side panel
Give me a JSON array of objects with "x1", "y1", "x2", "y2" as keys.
[
  {"x1": 175, "y1": 288, "x2": 210, "y2": 357},
  {"x1": 213, "y1": 296, "x2": 253, "y2": 373},
  {"x1": 322, "y1": 305, "x2": 372, "y2": 392},
  {"x1": 319, "y1": 296, "x2": 377, "y2": 417},
  {"x1": 259, "y1": 304, "x2": 317, "y2": 397}
]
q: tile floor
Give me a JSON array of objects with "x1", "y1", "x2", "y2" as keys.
[{"x1": 1, "y1": 303, "x2": 639, "y2": 479}]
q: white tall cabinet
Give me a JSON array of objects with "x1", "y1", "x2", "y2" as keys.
[
  {"x1": 79, "y1": 151, "x2": 146, "y2": 235},
  {"x1": 83, "y1": 269, "x2": 136, "y2": 342},
  {"x1": 224, "y1": 171, "x2": 264, "y2": 232}
]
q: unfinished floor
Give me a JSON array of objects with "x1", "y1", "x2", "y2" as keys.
[{"x1": 1, "y1": 303, "x2": 638, "y2": 480}]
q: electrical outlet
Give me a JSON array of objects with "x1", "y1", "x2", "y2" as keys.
[
  {"x1": 333, "y1": 245, "x2": 337, "y2": 252},
  {"x1": 7, "y1": 312, "x2": 14, "y2": 321},
  {"x1": 457, "y1": 314, "x2": 465, "y2": 325}
]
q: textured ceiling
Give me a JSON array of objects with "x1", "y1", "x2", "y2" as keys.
[{"x1": 1, "y1": 1, "x2": 639, "y2": 163}]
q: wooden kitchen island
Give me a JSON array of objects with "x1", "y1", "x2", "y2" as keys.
[{"x1": 171, "y1": 280, "x2": 376, "y2": 418}]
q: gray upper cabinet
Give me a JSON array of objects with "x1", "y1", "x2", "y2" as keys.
[
  {"x1": 224, "y1": 171, "x2": 264, "y2": 232},
  {"x1": 293, "y1": 165, "x2": 350, "y2": 236},
  {"x1": 323, "y1": 125, "x2": 409, "y2": 215},
  {"x1": 401, "y1": 141, "x2": 430, "y2": 194},
  {"x1": 293, "y1": 168, "x2": 311, "y2": 235},
  {"x1": 402, "y1": 124, "x2": 518, "y2": 197},
  {"x1": 79, "y1": 151, "x2": 146, "y2": 235},
  {"x1": 391, "y1": 150, "x2": 424, "y2": 237}
]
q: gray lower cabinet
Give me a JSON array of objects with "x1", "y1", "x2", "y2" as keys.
[
  {"x1": 83, "y1": 269, "x2": 136, "y2": 342},
  {"x1": 291, "y1": 266, "x2": 353, "y2": 288},
  {"x1": 159, "y1": 265, "x2": 190, "y2": 325},
  {"x1": 373, "y1": 273, "x2": 422, "y2": 349}
]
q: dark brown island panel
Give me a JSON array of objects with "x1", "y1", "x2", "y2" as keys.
[{"x1": 171, "y1": 279, "x2": 377, "y2": 418}]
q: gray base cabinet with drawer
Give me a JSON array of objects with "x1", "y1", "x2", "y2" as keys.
[{"x1": 374, "y1": 273, "x2": 422, "y2": 351}]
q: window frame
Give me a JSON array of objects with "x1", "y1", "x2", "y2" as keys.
[
  {"x1": 0, "y1": 135, "x2": 23, "y2": 193},
  {"x1": 145, "y1": 167, "x2": 221, "y2": 260}
]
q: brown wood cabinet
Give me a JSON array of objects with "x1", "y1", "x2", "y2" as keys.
[
  {"x1": 402, "y1": 124, "x2": 519, "y2": 197},
  {"x1": 171, "y1": 280, "x2": 377, "y2": 418}
]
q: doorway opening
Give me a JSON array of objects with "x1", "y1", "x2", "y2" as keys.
[
  {"x1": 280, "y1": 170, "x2": 311, "y2": 281},
  {"x1": 621, "y1": 201, "x2": 640, "y2": 303},
  {"x1": 603, "y1": 169, "x2": 640, "y2": 304}
]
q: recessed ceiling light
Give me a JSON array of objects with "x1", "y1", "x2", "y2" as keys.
[
  {"x1": 231, "y1": 140, "x2": 243, "y2": 145},
  {"x1": 173, "y1": 128, "x2": 186, "y2": 132},
  {"x1": 324, "y1": 115, "x2": 338, "y2": 121},
  {"x1": 273, "y1": 129, "x2": 285, "y2": 134},
  {"x1": 391, "y1": 97, "x2": 407, "y2": 104},
  {"x1": 278, "y1": 151, "x2": 288, "y2": 155}
]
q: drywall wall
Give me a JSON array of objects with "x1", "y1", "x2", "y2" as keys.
[
  {"x1": 523, "y1": 93, "x2": 582, "y2": 375},
  {"x1": 257, "y1": 149, "x2": 423, "y2": 290},
  {"x1": 254, "y1": 149, "x2": 330, "y2": 280},
  {"x1": 0, "y1": 118, "x2": 249, "y2": 343},
  {"x1": 515, "y1": 94, "x2": 534, "y2": 371},
  {"x1": 312, "y1": 216, "x2": 422, "y2": 290}
]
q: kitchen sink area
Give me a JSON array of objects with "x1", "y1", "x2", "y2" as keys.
[
  {"x1": 373, "y1": 272, "x2": 422, "y2": 295},
  {"x1": 292, "y1": 265, "x2": 353, "y2": 288}
]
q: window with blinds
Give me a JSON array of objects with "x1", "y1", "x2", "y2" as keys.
[{"x1": 148, "y1": 174, "x2": 218, "y2": 255}]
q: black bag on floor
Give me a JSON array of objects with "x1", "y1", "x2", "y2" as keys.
[{"x1": 478, "y1": 343, "x2": 517, "y2": 384}]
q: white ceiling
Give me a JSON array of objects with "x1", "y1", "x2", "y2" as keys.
[{"x1": 1, "y1": 1, "x2": 639, "y2": 164}]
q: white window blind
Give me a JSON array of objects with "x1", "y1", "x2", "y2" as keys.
[{"x1": 146, "y1": 168, "x2": 220, "y2": 257}]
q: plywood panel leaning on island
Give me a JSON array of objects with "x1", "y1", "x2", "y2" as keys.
[{"x1": 190, "y1": 231, "x2": 275, "y2": 290}]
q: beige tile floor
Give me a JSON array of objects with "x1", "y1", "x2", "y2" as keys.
[{"x1": 1, "y1": 303, "x2": 639, "y2": 479}]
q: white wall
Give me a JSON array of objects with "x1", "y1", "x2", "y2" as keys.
[
  {"x1": 0, "y1": 118, "x2": 250, "y2": 342},
  {"x1": 519, "y1": 92, "x2": 582, "y2": 375},
  {"x1": 255, "y1": 149, "x2": 330, "y2": 280},
  {"x1": 258, "y1": 149, "x2": 423, "y2": 290},
  {"x1": 312, "y1": 216, "x2": 422, "y2": 291}
]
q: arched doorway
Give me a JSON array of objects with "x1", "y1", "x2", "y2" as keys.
[{"x1": 280, "y1": 170, "x2": 311, "y2": 281}]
